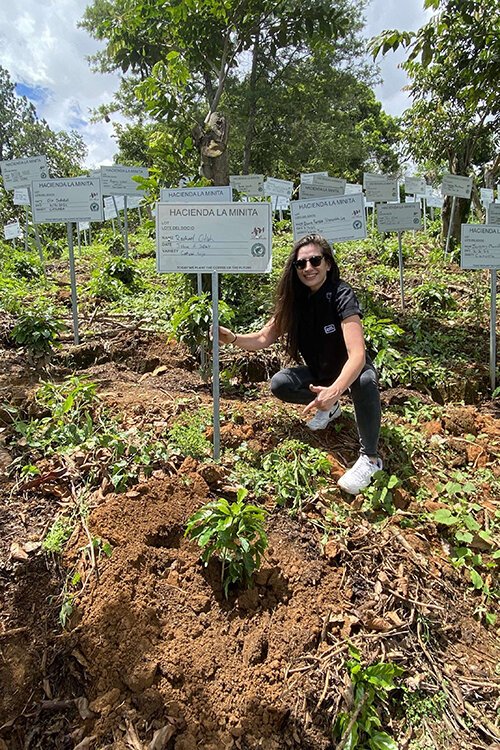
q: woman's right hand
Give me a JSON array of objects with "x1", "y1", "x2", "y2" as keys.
[{"x1": 211, "y1": 325, "x2": 236, "y2": 345}]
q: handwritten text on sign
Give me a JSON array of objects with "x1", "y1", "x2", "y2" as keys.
[
  {"x1": 0, "y1": 155, "x2": 48, "y2": 190},
  {"x1": 32, "y1": 178, "x2": 104, "y2": 224},
  {"x1": 461, "y1": 225, "x2": 500, "y2": 269},
  {"x1": 377, "y1": 203, "x2": 422, "y2": 232},
  {"x1": 100, "y1": 165, "x2": 149, "y2": 196},
  {"x1": 229, "y1": 174, "x2": 265, "y2": 196},
  {"x1": 441, "y1": 174, "x2": 473, "y2": 199},
  {"x1": 156, "y1": 203, "x2": 271, "y2": 273},
  {"x1": 290, "y1": 193, "x2": 366, "y2": 244}
]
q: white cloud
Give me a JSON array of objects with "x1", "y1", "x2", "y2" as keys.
[
  {"x1": 0, "y1": 0, "x2": 432, "y2": 169},
  {"x1": 363, "y1": 0, "x2": 433, "y2": 116}
]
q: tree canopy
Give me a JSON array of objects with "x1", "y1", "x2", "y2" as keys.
[{"x1": 80, "y1": 0, "x2": 387, "y2": 183}]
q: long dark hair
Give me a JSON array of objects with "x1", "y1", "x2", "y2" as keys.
[{"x1": 273, "y1": 234, "x2": 340, "y2": 361}]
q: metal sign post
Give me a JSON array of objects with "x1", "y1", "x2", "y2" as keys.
[
  {"x1": 123, "y1": 195, "x2": 129, "y2": 258},
  {"x1": 444, "y1": 196, "x2": 457, "y2": 258},
  {"x1": 398, "y1": 231, "x2": 405, "y2": 310},
  {"x1": 66, "y1": 223, "x2": 80, "y2": 345},
  {"x1": 212, "y1": 271, "x2": 220, "y2": 460},
  {"x1": 491, "y1": 270, "x2": 497, "y2": 392}
]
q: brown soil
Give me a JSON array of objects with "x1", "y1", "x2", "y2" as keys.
[{"x1": 1, "y1": 332, "x2": 499, "y2": 750}]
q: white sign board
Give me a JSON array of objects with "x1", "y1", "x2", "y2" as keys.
[
  {"x1": 229, "y1": 174, "x2": 265, "y2": 196},
  {"x1": 441, "y1": 173, "x2": 473, "y2": 199},
  {"x1": 100, "y1": 165, "x2": 149, "y2": 196},
  {"x1": 290, "y1": 193, "x2": 366, "y2": 244},
  {"x1": 264, "y1": 178, "x2": 293, "y2": 199},
  {"x1": 377, "y1": 203, "x2": 422, "y2": 232},
  {"x1": 345, "y1": 183, "x2": 363, "y2": 194},
  {"x1": 461, "y1": 225, "x2": 500, "y2": 269},
  {"x1": 426, "y1": 192, "x2": 443, "y2": 208},
  {"x1": 480, "y1": 188, "x2": 494, "y2": 206},
  {"x1": 0, "y1": 155, "x2": 49, "y2": 190},
  {"x1": 78, "y1": 221, "x2": 90, "y2": 231},
  {"x1": 405, "y1": 176, "x2": 427, "y2": 195},
  {"x1": 299, "y1": 176, "x2": 346, "y2": 200},
  {"x1": 13, "y1": 188, "x2": 31, "y2": 206},
  {"x1": 156, "y1": 202, "x2": 272, "y2": 273},
  {"x1": 272, "y1": 195, "x2": 290, "y2": 211},
  {"x1": 160, "y1": 185, "x2": 232, "y2": 203},
  {"x1": 4, "y1": 221, "x2": 22, "y2": 240},
  {"x1": 300, "y1": 172, "x2": 328, "y2": 183},
  {"x1": 487, "y1": 204, "x2": 500, "y2": 225},
  {"x1": 365, "y1": 181, "x2": 399, "y2": 202},
  {"x1": 32, "y1": 177, "x2": 103, "y2": 224}
]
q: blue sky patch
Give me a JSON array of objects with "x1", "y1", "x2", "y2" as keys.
[{"x1": 15, "y1": 82, "x2": 50, "y2": 106}]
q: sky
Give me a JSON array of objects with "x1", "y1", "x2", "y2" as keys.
[{"x1": 0, "y1": 0, "x2": 432, "y2": 170}]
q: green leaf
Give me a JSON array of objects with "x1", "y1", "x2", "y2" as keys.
[
  {"x1": 432, "y1": 509, "x2": 459, "y2": 525},
  {"x1": 368, "y1": 731, "x2": 399, "y2": 750},
  {"x1": 469, "y1": 568, "x2": 484, "y2": 590}
]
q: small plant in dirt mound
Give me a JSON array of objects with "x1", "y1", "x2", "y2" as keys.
[
  {"x1": 11, "y1": 305, "x2": 64, "y2": 356},
  {"x1": 332, "y1": 645, "x2": 403, "y2": 750},
  {"x1": 43, "y1": 515, "x2": 75, "y2": 554},
  {"x1": 170, "y1": 292, "x2": 235, "y2": 357},
  {"x1": 185, "y1": 488, "x2": 268, "y2": 597},
  {"x1": 233, "y1": 439, "x2": 332, "y2": 514}
]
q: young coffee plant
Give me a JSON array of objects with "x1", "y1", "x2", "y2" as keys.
[
  {"x1": 412, "y1": 282, "x2": 457, "y2": 314},
  {"x1": 170, "y1": 292, "x2": 235, "y2": 356},
  {"x1": 105, "y1": 256, "x2": 139, "y2": 287},
  {"x1": 13, "y1": 375, "x2": 99, "y2": 455},
  {"x1": 332, "y1": 645, "x2": 403, "y2": 750},
  {"x1": 185, "y1": 488, "x2": 268, "y2": 597},
  {"x1": 11, "y1": 305, "x2": 64, "y2": 355}
]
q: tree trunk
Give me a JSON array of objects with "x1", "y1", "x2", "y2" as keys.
[
  {"x1": 192, "y1": 112, "x2": 230, "y2": 186},
  {"x1": 441, "y1": 195, "x2": 471, "y2": 246}
]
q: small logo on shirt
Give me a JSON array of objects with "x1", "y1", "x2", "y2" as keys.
[
  {"x1": 326, "y1": 292, "x2": 333, "y2": 302},
  {"x1": 324, "y1": 323, "x2": 336, "y2": 334}
]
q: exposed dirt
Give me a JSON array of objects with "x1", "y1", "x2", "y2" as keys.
[{"x1": 1, "y1": 331, "x2": 499, "y2": 750}]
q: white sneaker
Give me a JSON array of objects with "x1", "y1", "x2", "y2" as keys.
[
  {"x1": 337, "y1": 455, "x2": 383, "y2": 495},
  {"x1": 306, "y1": 402, "x2": 341, "y2": 430}
]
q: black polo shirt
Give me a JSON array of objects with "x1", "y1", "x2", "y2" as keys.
[{"x1": 297, "y1": 278, "x2": 362, "y2": 384}]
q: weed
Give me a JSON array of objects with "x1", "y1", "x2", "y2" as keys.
[
  {"x1": 332, "y1": 645, "x2": 403, "y2": 749},
  {"x1": 185, "y1": 487, "x2": 268, "y2": 597},
  {"x1": 168, "y1": 410, "x2": 212, "y2": 460},
  {"x1": 42, "y1": 516, "x2": 75, "y2": 554},
  {"x1": 233, "y1": 439, "x2": 332, "y2": 514},
  {"x1": 401, "y1": 689, "x2": 447, "y2": 727},
  {"x1": 362, "y1": 472, "x2": 401, "y2": 515}
]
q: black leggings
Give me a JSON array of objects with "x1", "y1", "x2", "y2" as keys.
[{"x1": 270, "y1": 362, "x2": 381, "y2": 456}]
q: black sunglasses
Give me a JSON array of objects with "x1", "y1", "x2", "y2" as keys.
[{"x1": 293, "y1": 254, "x2": 324, "y2": 270}]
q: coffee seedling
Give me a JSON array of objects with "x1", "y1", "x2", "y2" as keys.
[{"x1": 185, "y1": 488, "x2": 268, "y2": 597}]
